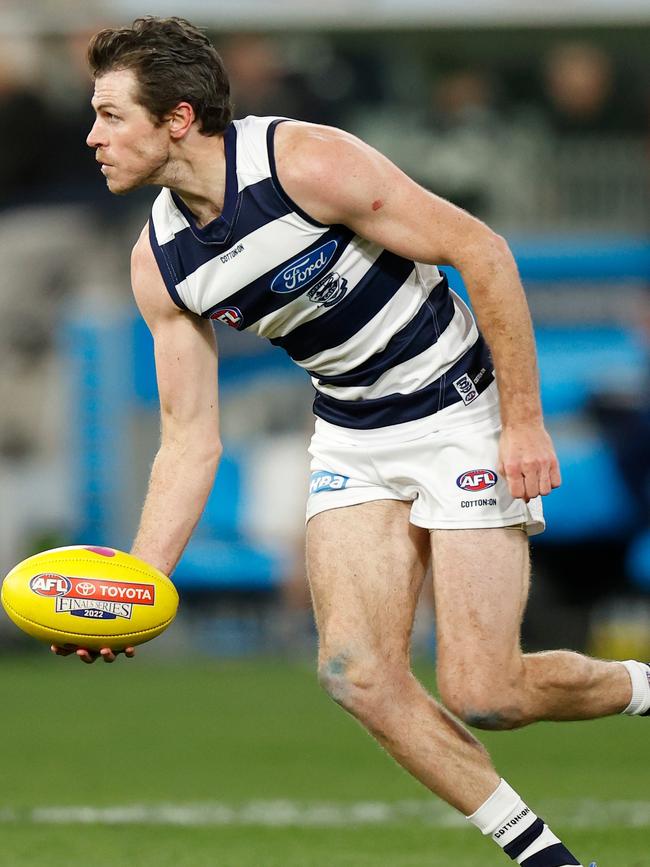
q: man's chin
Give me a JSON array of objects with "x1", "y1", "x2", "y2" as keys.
[{"x1": 105, "y1": 177, "x2": 142, "y2": 196}]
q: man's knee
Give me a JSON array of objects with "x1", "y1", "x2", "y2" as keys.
[
  {"x1": 317, "y1": 651, "x2": 406, "y2": 719},
  {"x1": 438, "y1": 667, "x2": 526, "y2": 731},
  {"x1": 317, "y1": 653, "x2": 356, "y2": 706},
  {"x1": 457, "y1": 704, "x2": 524, "y2": 731}
]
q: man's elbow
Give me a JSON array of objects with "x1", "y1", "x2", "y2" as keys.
[
  {"x1": 159, "y1": 431, "x2": 223, "y2": 467},
  {"x1": 212, "y1": 439, "x2": 224, "y2": 465},
  {"x1": 485, "y1": 230, "x2": 511, "y2": 260},
  {"x1": 194, "y1": 438, "x2": 223, "y2": 469},
  {"x1": 452, "y1": 226, "x2": 516, "y2": 277}
]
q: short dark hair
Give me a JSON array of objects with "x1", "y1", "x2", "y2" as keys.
[{"x1": 87, "y1": 16, "x2": 232, "y2": 135}]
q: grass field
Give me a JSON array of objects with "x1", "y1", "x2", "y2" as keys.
[{"x1": 1, "y1": 654, "x2": 648, "y2": 866}]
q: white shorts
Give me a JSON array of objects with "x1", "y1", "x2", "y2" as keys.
[{"x1": 306, "y1": 386, "x2": 545, "y2": 535}]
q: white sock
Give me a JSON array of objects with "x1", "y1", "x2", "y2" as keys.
[
  {"x1": 467, "y1": 779, "x2": 581, "y2": 865},
  {"x1": 621, "y1": 660, "x2": 650, "y2": 715}
]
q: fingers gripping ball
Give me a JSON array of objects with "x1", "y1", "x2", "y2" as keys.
[{"x1": 1, "y1": 546, "x2": 178, "y2": 650}]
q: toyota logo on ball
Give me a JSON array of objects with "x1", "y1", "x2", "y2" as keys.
[{"x1": 76, "y1": 582, "x2": 96, "y2": 597}]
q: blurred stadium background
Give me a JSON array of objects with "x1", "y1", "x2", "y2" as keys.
[{"x1": 0, "y1": 2, "x2": 649, "y2": 864}]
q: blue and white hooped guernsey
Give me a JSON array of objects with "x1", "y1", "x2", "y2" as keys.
[{"x1": 148, "y1": 115, "x2": 494, "y2": 430}]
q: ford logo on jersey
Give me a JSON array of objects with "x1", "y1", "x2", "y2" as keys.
[
  {"x1": 456, "y1": 469, "x2": 498, "y2": 492},
  {"x1": 309, "y1": 470, "x2": 349, "y2": 494},
  {"x1": 271, "y1": 240, "x2": 338, "y2": 294}
]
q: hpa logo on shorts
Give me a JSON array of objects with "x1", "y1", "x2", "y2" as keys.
[
  {"x1": 309, "y1": 470, "x2": 349, "y2": 494},
  {"x1": 456, "y1": 469, "x2": 498, "y2": 492},
  {"x1": 271, "y1": 241, "x2": 338, "y2": 294}
]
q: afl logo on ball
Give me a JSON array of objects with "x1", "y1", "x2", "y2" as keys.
[
  {"x1": 29, "y1": 573, "x2": 72, "y2": 597},
  {"x1": 456, "y1": 469, "x2": 498, "y2": 492}
]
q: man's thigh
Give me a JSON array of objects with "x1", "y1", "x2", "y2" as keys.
[
  {"x1": 306, "y1": 500, "x2": 430, "y2": 664},
  {"x1": 431, "y1": 527, "x2": 530, "y2": 690}
]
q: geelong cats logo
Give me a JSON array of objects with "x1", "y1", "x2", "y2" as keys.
[{"x1": 307, "y1": 272, "x2": 348, "y2": 308}]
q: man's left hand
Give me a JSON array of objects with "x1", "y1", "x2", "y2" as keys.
[
  {"x1": 51, "y1": 644, "x2": 136, "y2": 664},
  {"x1": 498, "y1": 423, "x2": 561, "y2": 502}
]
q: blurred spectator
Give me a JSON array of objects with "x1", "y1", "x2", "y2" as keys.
[
  {"x1": 590, "y1": 289, "x2": 650, "y2": 528},
  {"x1": 0, "y1": 37, "x2": 49, "y2": 210},
  {"x1": 423, "y1": 67, "x2": 504, "y2": 214},
  {"x1": 540, "y1": 42, "x2": 647, "y2": 136},
  {"x1": 39, "y1": 27, "x2": 132, "y2": 210},
  {"x1": 219, "y1": 33, "x2": 338, "y2": 125},
  {"x1": 585, "y1": 287, "x2": 650, "y2": 611},
  {"x1": 433, "y1": 68, "x2": 498, "y2": 130}
]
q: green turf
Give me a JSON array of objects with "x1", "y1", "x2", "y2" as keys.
[
  {"x1": 0, "y1": 655, "x2": 647, "y2": 866},
  {"x1": 3, "y1": 826, "x2": 649, "y2": 867}
]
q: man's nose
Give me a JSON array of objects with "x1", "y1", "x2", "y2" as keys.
[{"x1": 86, "y1": 119, "x2": 103, "y2": 149}]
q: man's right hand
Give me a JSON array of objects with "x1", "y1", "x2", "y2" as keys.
[{"x1": 50, "y1": 644, "x2": 136, "y2": 664}]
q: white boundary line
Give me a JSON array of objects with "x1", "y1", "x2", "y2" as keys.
[{"x1": 0, "y1": 799, "x2": 647, "y2": 828}]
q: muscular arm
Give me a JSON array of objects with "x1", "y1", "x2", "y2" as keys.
[
  {"x1": 274, "y1": 123, "x2": 560, "y2": 501},
  {"x1": 51, "y1": 230, "x2": 219, "y2": 663},
  {"x1": 130, "y1": 227, "x2": 221, "y2": 575}
]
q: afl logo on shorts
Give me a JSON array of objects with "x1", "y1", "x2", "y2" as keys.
[
  {"x1": 456, "y1": 469, "x2": 498, "y2": 492},
  {"x1": 210, "y1": 307, "x2": 243, "y2": 328}
]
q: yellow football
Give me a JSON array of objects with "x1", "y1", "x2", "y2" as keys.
[{"x1": 1, "y1": 546, "x2": 179, "y2": 650}]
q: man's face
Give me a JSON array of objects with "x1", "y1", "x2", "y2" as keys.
[{"x1": 87, "y1": 69, "x2": 170, "y2": 194}]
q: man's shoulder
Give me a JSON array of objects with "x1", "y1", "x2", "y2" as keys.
[
  {"x1": 149, "y1": 187, "x2": 188, "y2": 246},
  {"x1": 272, "y1": 121, "x2": 370, "y2": 228},
  {"x1": 235, "y1": 113, "x2": 296, "y2": 128},
  {"x1": 131, "y1": 224, "x2": 191, "y2": 322},
  {"x1": 234, "y1": 113, "x2": 305, "y2": 147},
  {"x1": 131, "y1": 224, "x2": 156, "y2": 274}
]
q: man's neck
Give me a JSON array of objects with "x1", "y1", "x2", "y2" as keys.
[{"x1": 164, "y1": 132, "x2": 228, "y2": 228}]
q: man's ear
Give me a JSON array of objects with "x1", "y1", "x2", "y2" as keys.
[{"x1": 167, "y1": 102, "x2": 195, "y2": 140}]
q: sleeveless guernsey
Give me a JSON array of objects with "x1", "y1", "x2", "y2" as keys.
[{"x1": 148, "y1": 115, "x2": 494, "y2": 430}]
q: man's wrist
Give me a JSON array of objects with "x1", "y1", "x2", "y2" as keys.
[
  {"x1": 500, "y1": 407, "x2": 544, "y2": 429},
  {"x1": 502, "y1": 416, "x2": 544, "y2": 428}
]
